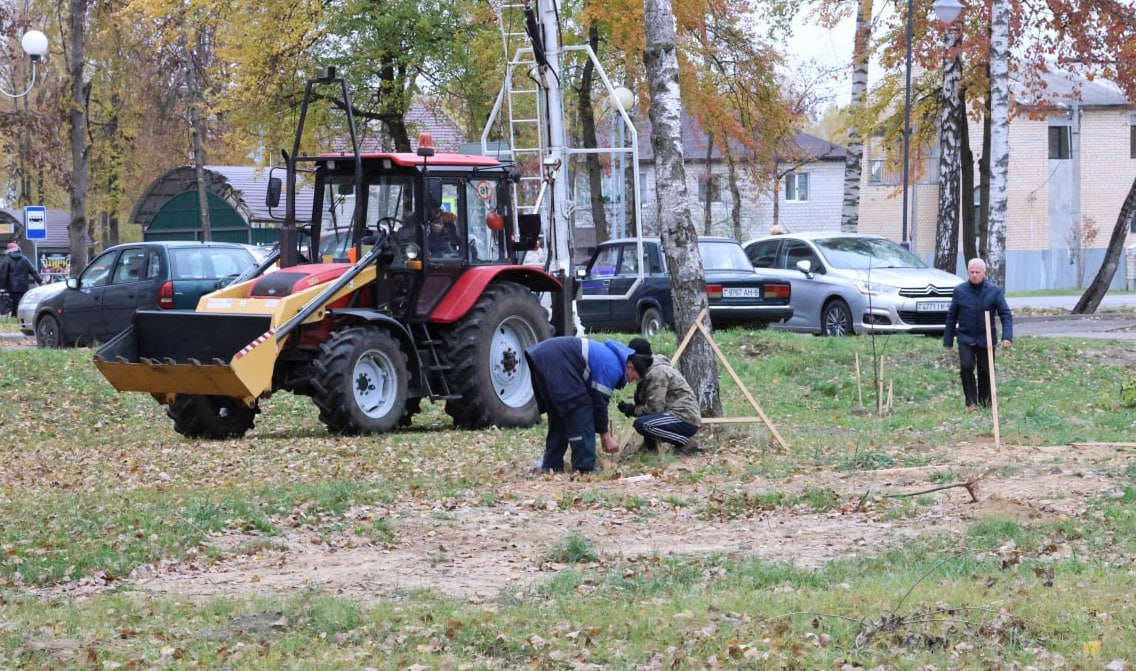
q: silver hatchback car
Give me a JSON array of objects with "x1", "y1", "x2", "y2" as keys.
[{"x1": 743, "y1": 232, "x2": 965, "y2": 336}]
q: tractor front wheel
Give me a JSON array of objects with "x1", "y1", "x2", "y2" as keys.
[
  {"x1": 167, "y1": 394, "x2": 258, "y2": 439},
  {"x1": 444, "y1": 282, "x2": 550, "y2": 428},
  {"x1": 311, "y1": 327, "x2": 409, "y2": 435}
]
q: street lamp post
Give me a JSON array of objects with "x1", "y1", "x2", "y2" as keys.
[
  {"x1": 1, "y1": 30, "x2": 49, "y2": 99},
  {"x1": 899, "y1": 0, "x2": 916, "y2": 249},
  {"x1": 612, "y1": 86, "x2": 634, "y2": 238}
]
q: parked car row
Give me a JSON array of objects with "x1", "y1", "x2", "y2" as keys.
[
  {"x1": 576, "y1": 237, "x2": 792, "y2": 335},
  {"x1": 20, "y1": 241, "x2": 267, "y2": 348},
  {"x1": 573, "y1": 232, "x2": 965, "y2": 337},
  {"x1": 15, "y1": 232, "x2": 963, "y2": 346}
]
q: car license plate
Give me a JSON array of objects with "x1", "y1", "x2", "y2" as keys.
[
  {"x1": 917, "y1": 301, "x2": 950, "y2": 312},
  {"x1": 722, "y1": 287, "x2": 760, "y2": 298}
]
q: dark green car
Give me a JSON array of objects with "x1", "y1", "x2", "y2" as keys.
[{"x1": 33, "y1": 241, "x2": 264, "y2": 348}]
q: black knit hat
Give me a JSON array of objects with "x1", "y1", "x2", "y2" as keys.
[
  {"x1": 630, "y1": 353, "x2": 653, "y2": 377},
  {"x1": 628, "y1": 337, "x2": 653, "y2": 357}
]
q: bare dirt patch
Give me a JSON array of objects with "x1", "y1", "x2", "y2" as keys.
[{"x1": 88, "y1": 440, "x2": 1131, "y2": 605}]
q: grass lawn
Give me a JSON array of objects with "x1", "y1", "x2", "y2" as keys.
[{"x1": 1, "y1": 329, "x2": 1134, "y2": 669}]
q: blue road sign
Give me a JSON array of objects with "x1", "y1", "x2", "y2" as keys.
[{"x1": 24, "y1": 205, "x2": 47, "y2": 240}]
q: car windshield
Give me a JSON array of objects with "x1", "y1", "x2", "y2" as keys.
[
  {"x1": 698, "y1": 241, "x2": 753, "y2": 271},
  {"x1": 814, "y1": 237, "x2": 926, "y2": 270}
]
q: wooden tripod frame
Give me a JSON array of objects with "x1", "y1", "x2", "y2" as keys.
[{"x1": 671, "y1": 308, "x2": 789, "y2": 450}]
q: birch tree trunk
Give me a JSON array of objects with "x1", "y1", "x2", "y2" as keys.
[
  {"x1": 642, "y1": 0, "x2": 721, "y2": 417},
  {"x1": 185, "y1": 37, "x2": 212, "y2": 242},
  {"x1": 771, "y1": 172, "x2": 782, "y2": 230},
  {"x1": 841, "y1": 0, "x2": 872, "y2": 233},
  {"x1": 933, "y1": 28, "x2": 962, "y2": 273},
  {"x1": 1073, "y1": 176, "x2": 1136, "y2": 314},
  {"x1": 726, "y1": 145, "x2": 742, "y2": 241},
  {"x1": 68, "y1": 0, "x2": 91, "y2": 276},
  {"x1": 987, "y1": 0, "x2": 1011, "y2": 288},
  {"x1": 703, "y1": 133, "x2": 714, "y2": 235}
]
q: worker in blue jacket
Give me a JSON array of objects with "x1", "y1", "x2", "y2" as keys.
[
  {"x1": 525, "y1": 336, "x2": 636, "y2": 473},
  {"x1": 943, "y1": 258, "x2": 1013, "y2": 408}
]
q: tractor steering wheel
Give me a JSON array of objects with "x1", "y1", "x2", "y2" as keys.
[{"x1": 375, "y1": 217, "x2": 403, "y2": 235}]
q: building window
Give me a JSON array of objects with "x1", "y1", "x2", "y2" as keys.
[
  {"x1": 1048, "y1": 126, "x2": 1071, "y2": 159},
  {"x1": 698, "y1": 174, "x2": 723, "y2": 202},
  {"x1": 784, "y1": 172, "x2": 809, "y2": 202},
  {"x1": 1131, "y1": 125, "x2": 1136, "y2": 159},
  {"x1": 868, "y1": 160, "x2": 882, "y2": 185},
  {"x1": 867, "y1": 159, "x2": 900, "y2": 186}
]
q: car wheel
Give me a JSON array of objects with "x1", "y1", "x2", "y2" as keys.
[
  {"x1": 35, "y1": 314, "x2": 63, "y2": 348},
  {"x1": 640, "y1": 307, "x2": 664, "y2": 337},
  {"x1": 821, "y1": 299, "x2": 853, "y2": 337}
]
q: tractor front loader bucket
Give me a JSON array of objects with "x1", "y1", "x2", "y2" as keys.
[{"x1": 94, "y1": 311, "x2": 278, "y2": 403}]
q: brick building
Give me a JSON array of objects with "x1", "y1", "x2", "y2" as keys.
[{"x1": 859, "y1": 70, "x2": 1136, "y2": 291}]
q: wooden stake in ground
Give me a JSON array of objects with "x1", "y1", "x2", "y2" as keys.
[
  {"x1": 984, "y1": 311, "x2": 1002, "y2": 449},
  {"x1": 854, "y1": 353, "x2": 863, "y2": 407},
  {"x1": 876, "y1": 356, "x2": 885, "y2": 416}
]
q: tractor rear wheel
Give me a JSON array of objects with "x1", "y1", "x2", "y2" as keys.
[
  {"x1": 444, "y1": 281, "x2": 550, "y2": 428},
  {"x1": 311, "y1": 327, "x2": 408, "y2": 435},
  {"x1": 167, "y1": 394, "x2": 258, "y2": 439}
]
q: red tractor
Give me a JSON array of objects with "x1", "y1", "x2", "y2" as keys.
[{"x1": 95, "y1": 70, "x2": 562, "y2": 438}]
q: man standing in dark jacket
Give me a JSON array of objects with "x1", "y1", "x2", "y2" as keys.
[
  {"x1": 0, "y1": 242, "x2": 42, "y2": 312},
  {"x1": 525, "y1": 336, "x2": 636, "y2": 473},
  {"x1": 943, "y1": 258, "x2": 1013, "y2": 408}
]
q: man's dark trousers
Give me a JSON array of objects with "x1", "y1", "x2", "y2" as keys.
[
  {"x1": 633, "y1": 412, "x2": 698, "y2": 448},
  {"x1": 959, "y1": 342, "x2": 993, "y2": 407},
  {"x1": 542, "y1": 403, "x2": 596, "y2": 472}
]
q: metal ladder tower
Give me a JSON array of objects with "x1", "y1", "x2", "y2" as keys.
[
  {"x1": 486, "y1": 2, "x2": 548, "y2": 219},
  {"x1": 482, "y1": 0, "x2": 643, "y2": 330}
]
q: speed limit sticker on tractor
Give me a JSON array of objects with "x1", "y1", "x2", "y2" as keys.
[{"x1": 475, "y1": 181, "x2": 493, "y2": 201}]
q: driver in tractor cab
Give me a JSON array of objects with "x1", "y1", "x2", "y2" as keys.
[{"x1": 427, "y1": 209, "x2": 461, "y2": 258}]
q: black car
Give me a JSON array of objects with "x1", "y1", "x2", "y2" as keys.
[
  {"x1": 576, "y1": 237, "x2": 792, "y2": 335},
  {"x1": 33, "y1": 241, "x2": 263, "y2": 348}
]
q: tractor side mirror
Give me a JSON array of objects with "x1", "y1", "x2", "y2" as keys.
[
  {"x1": 426, "y1": 178, "x2": 443, "y2": 209},
  {"x1": 266, "y1": 177, "x2": 282, "y2": 208}
]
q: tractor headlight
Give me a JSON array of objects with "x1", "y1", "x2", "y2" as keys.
[{"x1": 403, "y1": 244, "x2": 420, "y2": 261}]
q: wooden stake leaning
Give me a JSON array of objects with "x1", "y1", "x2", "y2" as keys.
[
  {"x1": 671, "y1": 308, "x2": 789, "y2": 450},
  {"x1": 983, "y1": 311, "x2": 1002, "y2": 450}
]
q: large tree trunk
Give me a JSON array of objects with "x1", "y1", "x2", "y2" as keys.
[
  {"x1": 988, "y1": 13, "x2": 1010, "y2": 288},
  {"x1": 579, "y1": 22, "x2": 609, "y2": 244},
  {"x1": 1073, "y1": 177, "x2": 1135, "y2": 313},
  {"x1": 933, "y1": 29, "x2": 962, "y2": 273},
  {"x1": 68, "y1": 0, "x2": 91, "y2": 276},
  {"x1": 960, "y1": 88, "x2": 977, "y2": 264},
  {"x1": 185, "y1": 36, "x2": 212, "y2": 242},
  {"x1": 642, "y1": 0, "x2": 721, "y2": 417},
  {"x1": 841, "y1": 0, "x2": 872, "y2": 233}
]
